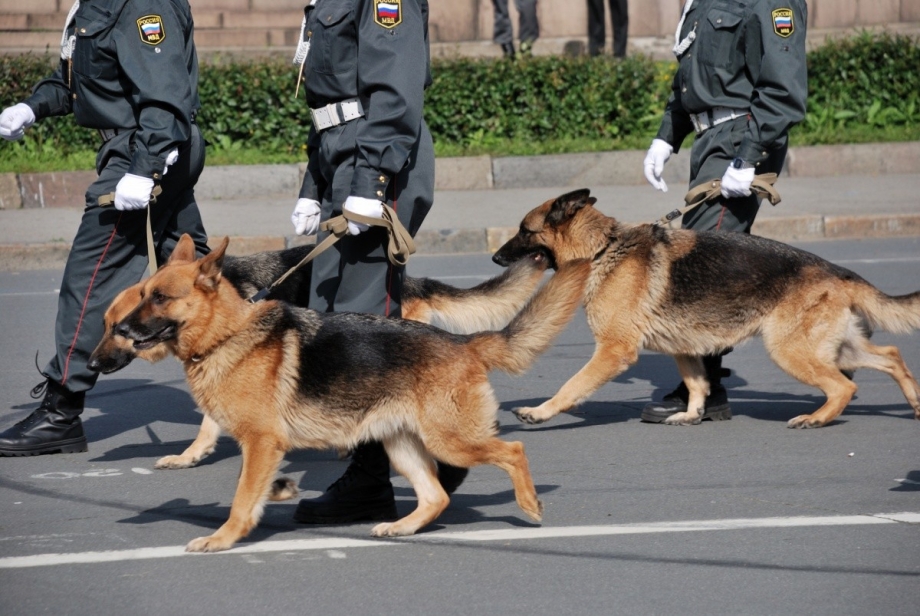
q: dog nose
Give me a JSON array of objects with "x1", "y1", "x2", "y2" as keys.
[
  {"x1": 492, "y1": 252, "x2": 509, "y2": 267},
  {"x1": 87, "y1": 356, "x2": 101, "y2": 372}
]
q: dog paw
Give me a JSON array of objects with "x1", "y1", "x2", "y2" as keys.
[
  {"x1": 154, "y1": 454, "x2": 198, "y2": 469},
  {"x1": 663, "y1": 412, "x2": 702, "y2": 426},
  {"x1": 371, "y1": 522, "x2": 415, "y2": 537},
  {"x1": 786, "y1": 415, "x2": 823, "y2": 429},
  {"x1": 524, "y1": 498, "x2": 544, "y2": 523},
  {"x1": 185, "y1": 534, "x2": 235, "y2": 553},
  {"x1": 268, "y1": 477, "x2": 298, "y2": 501},
  {"x1": 513, "y1": 407, "x2": 548, "y2": 425}
]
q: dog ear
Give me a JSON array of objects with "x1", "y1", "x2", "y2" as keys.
[
  {"x1": 196, "y1": 237, "x2": 229, "y2": 293},
  {"x1": 547, "y1": 189, "x2": 593, "y2": 226},
  {"x1": 167, "y1": 234, "x2": 198, "y2": 265}
]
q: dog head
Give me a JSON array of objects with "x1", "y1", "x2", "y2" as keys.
[
  {"x1": 492, "y1": 189, "x2": 597, "y2": 268},
  {"x1": 116, "y1": 234, "x2": 230, "y2": 352},
  {"x1": 87, "y1": 282, "x2": 173, "y2": 374}
]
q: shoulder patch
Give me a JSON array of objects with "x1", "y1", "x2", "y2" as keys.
[
  {"x1": 374, "y1": 0, "x2": 401, "y2": 29},
  {"x1": 137, "y1": 15, "x2": 166, "y2": 45},
  {"x1": 771, "y1": 8, "x2": 794, "y2": 38}
]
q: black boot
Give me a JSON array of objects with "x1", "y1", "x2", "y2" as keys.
[
  {"x1": 641, "y1": 355, "x2": 732, "y2": 423},
  {"x1": 501, "y1": 42, "x2": 516, "y2": 58},
  {"x1": 294, "y1": 441, "x2": 397, "y2": 524},
  {"x1": 0, "y1": 379, "x2": 87, "y2": 456}
]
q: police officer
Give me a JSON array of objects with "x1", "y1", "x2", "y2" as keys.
[
  {"x1": 640, "y1": 0, "x2": 807, "y2": 423},
  {"x1": 288, "y1": 0, "x2": 466, "y2": 524},
  {"x1": 0, "y1": 0, "x2": 209, "y2": 456},
  {"x1": 492, "y1": 0, "x2": 540, "y2": 58}
]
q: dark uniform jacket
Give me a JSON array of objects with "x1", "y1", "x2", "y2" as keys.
[
  {"x1": 656, "y1": 0, "x2": 808, "y2": 167},
  {"x1": 23, "y1": 0, "x2": 200, "y2": 180},
  {"x1": 298, "y1": 0, "x2": 431, "y2": 204}
]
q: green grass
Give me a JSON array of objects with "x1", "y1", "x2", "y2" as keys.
[{"x1": 1, "y1": 124, "x2": 919, "y2": 172}]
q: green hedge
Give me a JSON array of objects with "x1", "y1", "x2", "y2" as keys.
[{"x1": 0, "y1": 32, "x2": 917, "y2": 159}]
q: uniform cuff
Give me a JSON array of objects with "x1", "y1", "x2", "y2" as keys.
[
  {"x1": 350, "y1": 165, "x2": 390, "y2": 202},
  {"x1": 129, "y1": 153, "x2": 166, "y2": 181},
  {"x1": 737, "y1": 139, "x2": 771, "y2": 168}
]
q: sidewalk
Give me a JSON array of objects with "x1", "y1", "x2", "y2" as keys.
[{"x1": 1, "y1": 142, "x2": 919, "y2": 271}]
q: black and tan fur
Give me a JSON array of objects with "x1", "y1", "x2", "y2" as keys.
[
  {"x1": 115, "y1": 234, "x2": 589, "y2": 552},
  {"x1": 493, "y1": 189, "x2": 920, "y2": 429},
  {"x1": 88, "y1": 246, "x2": 548, "y2": 470}
]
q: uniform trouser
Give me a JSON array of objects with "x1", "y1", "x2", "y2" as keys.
[
  {"x1": 682, "y1": 116, "x2": 788, "y2": 233},
  {"x1": 43, "y1": 124, "x2": 209, "y2": 395},
  {"x1": 680, "y1": 116, "x2": 788, "y2": 380},
  {"x1": 587, "y1": 0, "x2": 628, "y2": 57},
  {"x1": 492, "y1": 0, "x2": 540, "y2": 46},
  {"x1": 309, "y1": 121, "x2": 435, "y2": 318}
]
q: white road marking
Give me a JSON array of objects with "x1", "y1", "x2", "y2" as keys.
[
  {"x1": 1, "y1": 512, "x2": 917, "y2": 570},
  {"x1": 131, "y1": 468, "x2": 153, "y2": 475}
]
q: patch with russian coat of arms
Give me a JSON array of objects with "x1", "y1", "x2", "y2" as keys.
[
  {"x1": 137, "y1": 15, "x2": 166, "y2": 45},
  {"x1": 772, "y1": 8, "x2": 794, "y2": 38},
  {"x1": 374, "y1": 0, "x2": 401, "y2": 29}
]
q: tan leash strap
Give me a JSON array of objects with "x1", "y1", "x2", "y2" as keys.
[
  {"x1": 655, "y1": 173, "x2": 781, "y2": 227},
  {"x1": 247, "y1": 203, "x2": 415, "y2": 303},
  {"x1": 98, "y1": 185, "x2": 163, "y2": 276}
]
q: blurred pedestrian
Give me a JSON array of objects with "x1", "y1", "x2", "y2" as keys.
[
  {"x1": 492, "y1": 0, "x2": 539, "y2": 58},
  {"x1": 587, "y1": 0, "x2": 628, "y2": 58}
]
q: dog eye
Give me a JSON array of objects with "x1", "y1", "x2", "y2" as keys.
[{"x1": 152, "y1": 291, "x2": 168, "y2": 305}]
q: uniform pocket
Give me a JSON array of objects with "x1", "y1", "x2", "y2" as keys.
[
  {"x1": 73, "y1": 7, "x2": 118, "y2": 79},
  {"x1": 311, "y1": 0, "x2": 356, "y2": 76},
  {"x1": 698, "y1": 8, "x2": 743, "y2": 68}
]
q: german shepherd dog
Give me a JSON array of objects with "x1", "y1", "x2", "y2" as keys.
[
  {"x1": 115, "y1": 234, "x2": 589, "y2": 551},
  {"x1": 88, "y1": 245, "x2": 549, "y2": 469},
  {"x1": 492, "y1": 189, "x2": 920, "y2": 429}
]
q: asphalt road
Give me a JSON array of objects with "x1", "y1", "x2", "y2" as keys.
[{"x1": 1, "y1": 237, "x2": 919, "y2": 615}]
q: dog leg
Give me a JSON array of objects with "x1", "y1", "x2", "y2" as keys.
[
  {"x1": 482, "y1": 439, "x2": 543, "y2": 522},
  {"x1": 372, "y1": 434, "x2": 448, "y2": 537},
  {"x1": 155, "y1": 414, "x2": 221, "y2": 469},
  {"x1": 664, "y1": 355, "x2": 708, "y2": 426},
  {"x1": 841, "y1": 341, "x2": 920, "y2": 420},
  {"x1": 514, "y1": 342, "x2": 637, "y2": 424},
  {"x1": 769, "y1": 344, "x2": 858, "y2": 429},
  {"x1": 186, "y1": 436, "x2": 285, "y2": 553}
]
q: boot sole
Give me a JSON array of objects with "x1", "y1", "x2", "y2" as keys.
[
  {"x1": 0, "y1": 437, "x2": 88, "y2": 457},
  {"x1": 641, "y1": 406, "x2": 732, "y2": 423},
  {"x1": 293, "y1": 505, "x2": 398, "y2": 525}
]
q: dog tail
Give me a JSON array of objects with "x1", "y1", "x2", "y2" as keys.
[
  {"x1": 853, "y1": 284, "x2": 920, "y2": 335},
  {"x1": 469, "y1": 259, "x2": 590, "y2": 374},
  {"x1": 402, "y1": 256, "x2": 549, "y2": 334}
]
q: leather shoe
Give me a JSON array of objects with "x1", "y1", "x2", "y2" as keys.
[{"x1": 0, "y1": 379, "x2": 87, "y2": 456}]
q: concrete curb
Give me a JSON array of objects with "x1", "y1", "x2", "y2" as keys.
[
  {"x1": 3, "y1": 141, "x2": 918, "y2": 208},
  {"x1": 3, "y1": 213, "x2": 919, "y2": 272}
]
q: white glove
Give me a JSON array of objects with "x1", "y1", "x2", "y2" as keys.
[
  {"x1": 162, "y1": 147, "x2": 179, "y2": 176},
  {"x1": 291, "y1": 197, "x2": 321, "y2": 235},
  {"x1": 0, "y1": 103, "x2": 36, "y2": 141},
  {"x1": 114, "y1": 173, "x2": 155, "y2": 211},
  {"x1": 720, "y1": 163, "x2": 756, "y2": 198},
  {"x1": 643, "y1": 138, "x2": 673, "y2": 192},
  {"x1": 342, "y1": 195, "x2": 384, "y2": 236}
]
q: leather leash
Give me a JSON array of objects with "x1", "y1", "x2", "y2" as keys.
[
  {"x1": 246, "y1": 203, "x2": 415, "y2": 303},
  {"x1": 654, "y1": 173, "x2": 782, "y2": 227},
  {"x1": 98, "y1": 185, "x2": 163, "y2": 276}
]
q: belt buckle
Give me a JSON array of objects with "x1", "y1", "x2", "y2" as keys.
[
  {"x1": 312, "y1": 106, "x2": 332, "y2": 130},
  {"x1": 690, "y1": 113, "x2": 704, "y2": 134}
]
